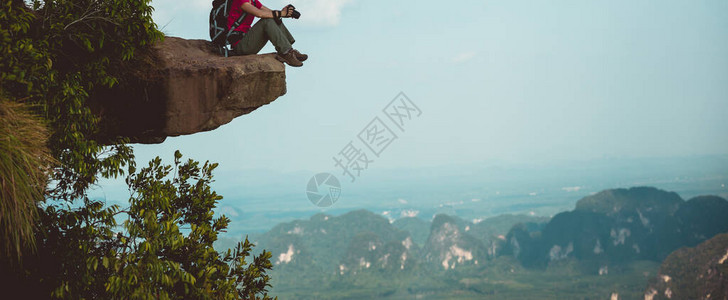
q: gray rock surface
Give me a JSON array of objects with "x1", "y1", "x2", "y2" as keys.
[{"x1": 96, "y1": 36, "x2": 286, "y2": 143}]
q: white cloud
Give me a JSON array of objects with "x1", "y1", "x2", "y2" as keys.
[{"x1": 451, "y1": 51, "x2": 476, "y2": 63}]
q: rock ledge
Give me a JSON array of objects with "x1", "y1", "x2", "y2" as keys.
[{"x1": 96, "y1": 36, "x2": 286, "y2": 144}]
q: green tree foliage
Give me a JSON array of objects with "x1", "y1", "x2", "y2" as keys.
[
  {"x1": 5, "y1": 152, "x2": 275, "y2": 299},
  {"x1": 1, "y1": 1, "x2": 276, "y2": 298},
  {"x1": 2, "y1": 0, "x2": 162, "y2": 201}
]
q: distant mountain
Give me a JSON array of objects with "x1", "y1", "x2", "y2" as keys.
[
  {"x1": 504, "y1": 187, "x2": 728, "y2": 271},
  {"x1": 392, "y1": 217, "x2": 430, "y2": 246},
  {"x1": 339, "y1": 230, "x2": 416, "y2": 274},
  {"x1": 234, "y1": 187, "x2": 728, "y2": 299},
  {"x1": 670, "y1": 196, "x2": 728, "y2": 246},
  {"x1": 257, "y1": 210, "x2": 409, "y2": 271},
  {"x1": 575, "y1": 187, "x2": 683, "y2": 219},
  {"x1": 423, "y1": 214, "x2": 487, "y2": 270},
  {"x1": 247, "y1": 208, "x2": 549, "y2": 298},
  {"x1": 254, "y1": 209, "x2": 548, "y2": 275},
  {"x1": 644, "y1": 233, "x2": 728, "y2": 300},
  {"x1": 469, "y1": 214, "x2": 549, "y2": 244}
]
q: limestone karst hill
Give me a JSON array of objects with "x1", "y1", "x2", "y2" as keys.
[{"x1": 644, "y1": 232, "x2": 728, "y2": 300}]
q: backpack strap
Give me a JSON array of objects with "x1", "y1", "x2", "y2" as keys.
[
  {"x1": 210, "y1": 2, "x2": 228, "y2": 43},
  {"x1": 226, "y1": 0, "x2": 257, "y2": 43}
]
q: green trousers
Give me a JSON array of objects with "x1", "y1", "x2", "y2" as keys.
[{"x1": 234, "y1": 19, "x2": 295, "y2": 55}]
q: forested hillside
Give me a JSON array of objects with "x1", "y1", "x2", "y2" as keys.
[{"x1": 245, "y1": 187, "x2": 728, "y2": 299}]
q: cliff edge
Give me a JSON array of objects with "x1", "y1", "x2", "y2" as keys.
[{"x1": 94, "y1": 36, "x2": 287, "y2": 144}]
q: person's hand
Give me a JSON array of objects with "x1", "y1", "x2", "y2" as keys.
[{"x1": 280, "y1": 4, "x2": 294, "y2": 17}]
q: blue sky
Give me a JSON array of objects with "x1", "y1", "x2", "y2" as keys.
[{"x1": 131, "y1": 0, "x2": 727, "y2": 175}]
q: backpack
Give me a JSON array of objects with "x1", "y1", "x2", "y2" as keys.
[{"x1": 209, "y1": 0, "x2": 258, "y2": 57}]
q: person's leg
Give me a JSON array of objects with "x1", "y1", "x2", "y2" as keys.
[
  {"x1": 234, "y1": 19, "x2": 292, "y2": 55},
  {"x1": 276, "y1": 21, "x2": 308, "y2": 61},
  {"x1": 277, "y1": 22, "x2": 295, "y2": 45}
]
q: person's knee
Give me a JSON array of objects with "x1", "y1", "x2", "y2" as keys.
[{"x1": 260, "y1": 18, "x2": 276, "y2": 28}]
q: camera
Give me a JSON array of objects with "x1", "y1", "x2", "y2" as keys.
[{"x1": 287, "y1": 4, "x2": 301, "y2": 19}]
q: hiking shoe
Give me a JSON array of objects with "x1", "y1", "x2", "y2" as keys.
[
  {"x1": 292, "y1": 49, "x2": 308, "y2": 62},
  {"x1": 276, "y1": 50, "x2": 303, "y2": 67}
]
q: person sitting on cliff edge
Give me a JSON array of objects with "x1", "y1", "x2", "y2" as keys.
[{"x1": 229, "y1": 0, "x2": 308, "y2": 67}]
